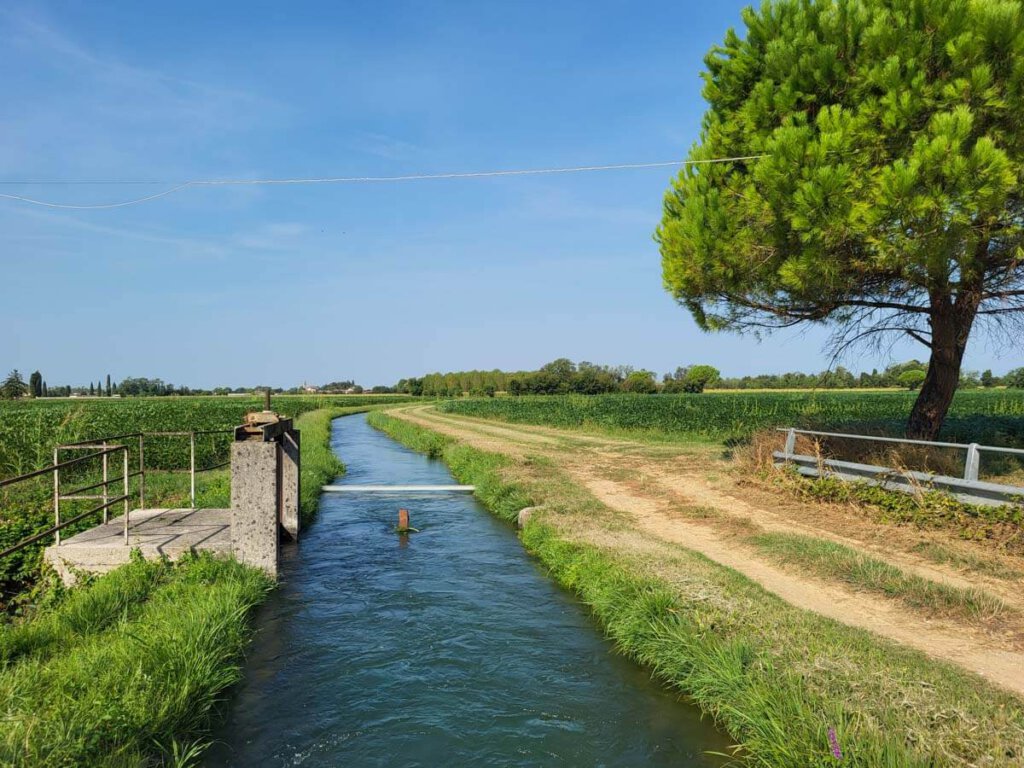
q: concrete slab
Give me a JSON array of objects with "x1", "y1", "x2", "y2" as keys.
[{"x1": 44, "y1": 508, "x2": 231, "y2": 583}]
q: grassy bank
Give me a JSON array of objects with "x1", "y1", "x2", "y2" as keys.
[
  {"x1": 0, "y1": 404, "x2": 373, "y2": 765},
  {"x1": 762, "y1": 465, "x2": 1024, "y2": 556},
  {"x1": 0, "y1": 553, "x2": 271, "y2": 766},
  {"x1": 367, "y1": 410, "x2": 1024, "y2": 766},
  {"x1": 749, "y1": 532, "x2": 1007, "y2": 621}
]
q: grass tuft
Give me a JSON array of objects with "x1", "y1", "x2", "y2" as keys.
[
  {"x1": 0, "y1": 552, "x2": 272, "y2": 766},
  {"x1": 749, "y1": 532, "x2": 1008, "y2": 622}
]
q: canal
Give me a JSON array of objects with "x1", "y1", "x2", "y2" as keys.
[{"x1": 205, "y1": 413, "x2": 730, "y2": 766}]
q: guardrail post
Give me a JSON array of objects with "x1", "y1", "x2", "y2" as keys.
[
  {"x1": 964, "y1": 443, "x2": 981, "y2": 482},
  {"x1": 138, "y1": 434, "x2": 145, "y2": 510},
  {"x1": 53, "y1": 448, "x2": 60, "y2": 546},
  {"x1": 189, "y1": 432, "x2": 196, "y2": 509},
  {"x1": 123, "y1": 449, "x2": 129, "y2": 543},
  {"x1": 102, "y1": 442, "x2": 109, "y2": 524},
  {"x1": 784, "y1": 428, "x2": 796, "y2": 456}
]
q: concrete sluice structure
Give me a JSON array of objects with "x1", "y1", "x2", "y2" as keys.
[{"x1": 43, "y1": 409, "x2": 300, "y2": 583}]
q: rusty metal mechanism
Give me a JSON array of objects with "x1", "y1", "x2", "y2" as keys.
[{"x1": 234, "y1": 389, "x2": 292, "y2": 442}]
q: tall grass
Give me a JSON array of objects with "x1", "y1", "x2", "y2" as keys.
[
  {"x1": 0, "y1": 553, "x2": 272, "y2": 766},
  {"x1": 369, "y1": 410, "x2": 1024, "y2": 766},
  {"x1": 750, "y1": 532, "x2": 1007, "y2": 621}
]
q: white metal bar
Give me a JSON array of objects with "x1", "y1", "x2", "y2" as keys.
[{"x1": 776, "y1": 427, "x2": 966, "y2": 450}]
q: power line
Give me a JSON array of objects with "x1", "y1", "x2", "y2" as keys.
[{"x1": 0, "y1": 155, "x2": 766, "y2": 210}]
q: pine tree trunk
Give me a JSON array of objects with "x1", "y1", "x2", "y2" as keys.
[{"x1": 906, "y1": 292, "x2": 979, "y2": 440}]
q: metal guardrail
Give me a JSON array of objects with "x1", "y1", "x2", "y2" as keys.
[
  {"x1": 774, "y1": 428, "x2": 1024, "y2": 507},
  {"x1": 0, "y1": 429, "x2": 233, "y2": 559}
]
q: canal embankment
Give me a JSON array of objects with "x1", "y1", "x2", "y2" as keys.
[{"x1": 368, "y1": 408, "x2": 1024, "y2": 767}]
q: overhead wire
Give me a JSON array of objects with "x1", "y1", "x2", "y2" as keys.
[{"x1": 0, "y1": 154, "x2": 767, "y2": 210}]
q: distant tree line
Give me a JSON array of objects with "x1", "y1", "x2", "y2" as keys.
[
  {"x1": 0, "y1": 370, "x2": 229, "y2": 399},
  {"x1": 394, "y1": 359, "x2": 1024, "y2": 397},
  {"x1": 0, "y1": 369, "x2": 125, "y2": 400},
  {"x1": 395, "y1": 360, "x2": 726, "y2": 396},
  {"x1": 715, "y1": 361, "x2": 1024, "y2": 391}
]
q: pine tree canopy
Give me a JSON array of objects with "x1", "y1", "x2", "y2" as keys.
[{"x1": 658, "y1": 0, "x2": 1024, "y2": 437}]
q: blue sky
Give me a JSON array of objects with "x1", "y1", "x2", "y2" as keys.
[{"x1": 3, "y1": 1, "x2": 1021, "y2": 389}]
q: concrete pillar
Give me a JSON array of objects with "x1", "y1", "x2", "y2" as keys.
[
  {"x1": 279, "y1": 430, "x2": 301, "y2": 541},
  {"x1": 230, "y1": 441, "x2": 279, "y2": 577}
]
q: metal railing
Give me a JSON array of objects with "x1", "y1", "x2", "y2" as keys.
[
  {"x1": 0, "y1": 444, "x2": 130, "y2": 557},
  {"x1": 775, "y1": 427, "x2": 1024, "y2": 506},
  {"x1": 0, "y1": 429, "x2": 233, "y2": 559}
]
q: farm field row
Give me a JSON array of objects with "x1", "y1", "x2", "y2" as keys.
[
  {"x1": 0, "y1": 394, "x2": 416, "y2": 477},
  {"x1": 439, "y1": 390, "x2": 1024, "y2": 444}
]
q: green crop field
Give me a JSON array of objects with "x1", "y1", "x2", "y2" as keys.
[
  {"x1": 439, "y1": 390, "x2": 1024, "y2": 445},
  {"x1": 0, "y1": 395, "x2": 415, "y2": 601},
  {"x1": 0, "y1": 394, "x2": 415, "y2": 477}
]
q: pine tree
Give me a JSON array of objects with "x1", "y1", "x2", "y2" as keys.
[
  {"x1": 659, "y1": 0, "x2": 1024, "y2": 439},
  {"x1": 28, "y1": 371, "x2": 42, "y2": 398},
  {"x1": 1, "y1": 370, "x2": 28, "y2": 400},
  {"x1": 89, "y1": 382, "x2": 95, "y2": 396},
  {"x1": 105, "y1": 374, "x2": 111, "y2": 397}
]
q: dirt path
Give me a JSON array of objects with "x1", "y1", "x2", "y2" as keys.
[{"x1": 390, "y1": 405, "x2": 1024, "y2": 697}]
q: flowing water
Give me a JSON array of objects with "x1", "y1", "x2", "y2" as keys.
[{"x1": 205, "y1": 413, "x2": 731, "y2": 766}]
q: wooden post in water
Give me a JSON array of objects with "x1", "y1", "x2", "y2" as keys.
[{"x1": 397, "y1": 508, "x2": 411, "y2": 532}]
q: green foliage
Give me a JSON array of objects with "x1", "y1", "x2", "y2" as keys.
[
  {"x1": 440, "y1": 389, "x2": 1024, "y2": 444},
  {"x1": 898, "y1": 369, "x2": 927, "y2": 389},
  {"x1": 620, "y1": 370, "x2": 658, "y2": 394},
  {"x1": 664, "y1": 364, "x2": 722, "y2": 393},
  {"x1": 0, "y1": 371, "x2": 27, "y2": 401},
  {"x1": 0, "y1": 552, "x2": 272, "y2": 766},
  {"x1": 28, "y1": 372, "x2": 42, "y2": 399},
  {"x1": 0, "y1": 395, "x2": 413, "y2": 478},
  {"x1": 1005, "y1": 367, "x2": 1024, "y2": 388},
  {"x1": 660, "y1": 0, "x2": 1024, "y2": 329},
  {"x1": 658, "y1": 0, "x2": 1024, "y2": 436}
]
